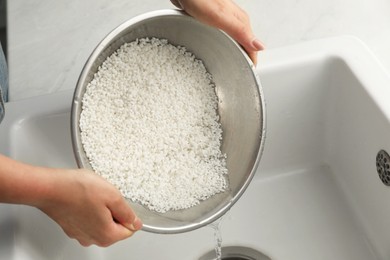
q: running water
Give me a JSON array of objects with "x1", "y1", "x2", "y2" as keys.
[{"x1": 208, "y1": 217, "x2": 224, "y2": 260}]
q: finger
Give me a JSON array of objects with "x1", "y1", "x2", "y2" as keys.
[
  {"x1": 108, "y1": 197, "x2": 142, "y2": 231},
  {"x1": 99, "y1": 222, "x2": 135, "y2": 247},
  {"x1": 212, "y1": 13, "x2": 261, "y2": 65},
  {"x1": 177, "y1": 0, "x2": 263, "y2": 64},
  {"x1": 228, "y1": 0, "x2": 265, "y2": 52},
  {"x1": 248, "y1": 51, "x2": 257, "y2": 66},
  {"x1": 207, "y1": 6, "x2": 264, "y2": 53},
  {"x1": 78, "y1": 239, "x2": 93, "y2": 247}
]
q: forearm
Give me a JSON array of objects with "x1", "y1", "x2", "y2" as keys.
[
  {"x1": 0, "y1": 154, "x2": 141, "y2": 246},
  {"x1": 0, "y1": 153, "x2": 54, "y2": 207}
]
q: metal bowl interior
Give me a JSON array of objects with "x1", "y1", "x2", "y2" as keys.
[{"x1": 71, "y1": 9, "x2": 265, "y2": 234}]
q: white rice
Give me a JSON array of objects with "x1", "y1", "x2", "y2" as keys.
[{"x1": 79, "y1": 37, "x2": 228, "y2": 213}]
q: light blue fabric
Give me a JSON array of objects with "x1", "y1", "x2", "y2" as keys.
[{"x1": 0, "y1": 43, "x2": 7, "y2": 123}]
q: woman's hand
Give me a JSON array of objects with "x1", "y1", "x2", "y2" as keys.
[
  {"x1": 170, "y1": 0, "x2": 264, "y2": 64},
  {"x1": 36, "y1": 169, "x2": 142, "y2": 247}
]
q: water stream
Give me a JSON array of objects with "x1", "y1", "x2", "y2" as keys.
[{"x1": 208, "y1": 217, "x2": 224, "y2": 260}]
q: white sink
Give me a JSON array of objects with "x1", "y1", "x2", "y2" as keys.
[{"x1": 1, "y1": 36, "x2": 390, "y2": 260}]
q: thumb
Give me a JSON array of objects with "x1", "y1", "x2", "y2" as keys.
[
  {"x1": 108, "y1": 197, "x2": 143, "y2": 231},
  {"x1": 106, "y1": 221, "x2": 135, "y2": 244}
]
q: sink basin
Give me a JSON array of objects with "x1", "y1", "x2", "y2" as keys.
[{"x1": 1, "y1": 36, "x2": 390, "y2": 259}]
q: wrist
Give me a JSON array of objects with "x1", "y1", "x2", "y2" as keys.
[{"x1": 0, "y1": 154, "x2": 64, "y2": 207}]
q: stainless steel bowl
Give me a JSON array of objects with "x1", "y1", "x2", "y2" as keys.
[{"x1": 71, "y1": 9, "x2": 266, "y2": 234}]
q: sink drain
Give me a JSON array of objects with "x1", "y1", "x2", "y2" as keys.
[
  {"x1": 199, "y1": 246, "x2": 271, "y2": 260},
  {"x1": 376, "y1": 149, "x2": 390, "y2": 186}
]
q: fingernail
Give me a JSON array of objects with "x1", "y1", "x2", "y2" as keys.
[
  {"x1": 130, "y1": 217, "x2": 143, "y2": 231},
  {"x1": 252, "y1": 38, "x2": 265, "y2": 51}
]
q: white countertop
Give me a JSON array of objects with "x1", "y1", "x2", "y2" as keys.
[{"x1": 7, "y1": 0, "x2": 390, "y2": 101}]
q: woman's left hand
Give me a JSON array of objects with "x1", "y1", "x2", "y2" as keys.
[{"x1": 170, "y1": 0, "x2": 264, "y2": 65}]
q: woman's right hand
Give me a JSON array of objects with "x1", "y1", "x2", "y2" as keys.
[{"x1": 35, "y1": 168, "x2": 143, "y2": 247}]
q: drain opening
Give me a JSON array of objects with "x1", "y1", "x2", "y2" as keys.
[
  {"x1": 223, "y1": 257, "x2": 253, "y2": 260},
  {"x1": 376, "y1": 150, "x2": 390, "y2": 186},
  {"x1": 199, "y1": 246, "x2": 271, "y2": 260}
]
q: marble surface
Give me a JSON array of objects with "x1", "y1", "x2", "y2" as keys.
[{"x1": 7, "y1": 0, "x2": 390, "y2": 101}]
